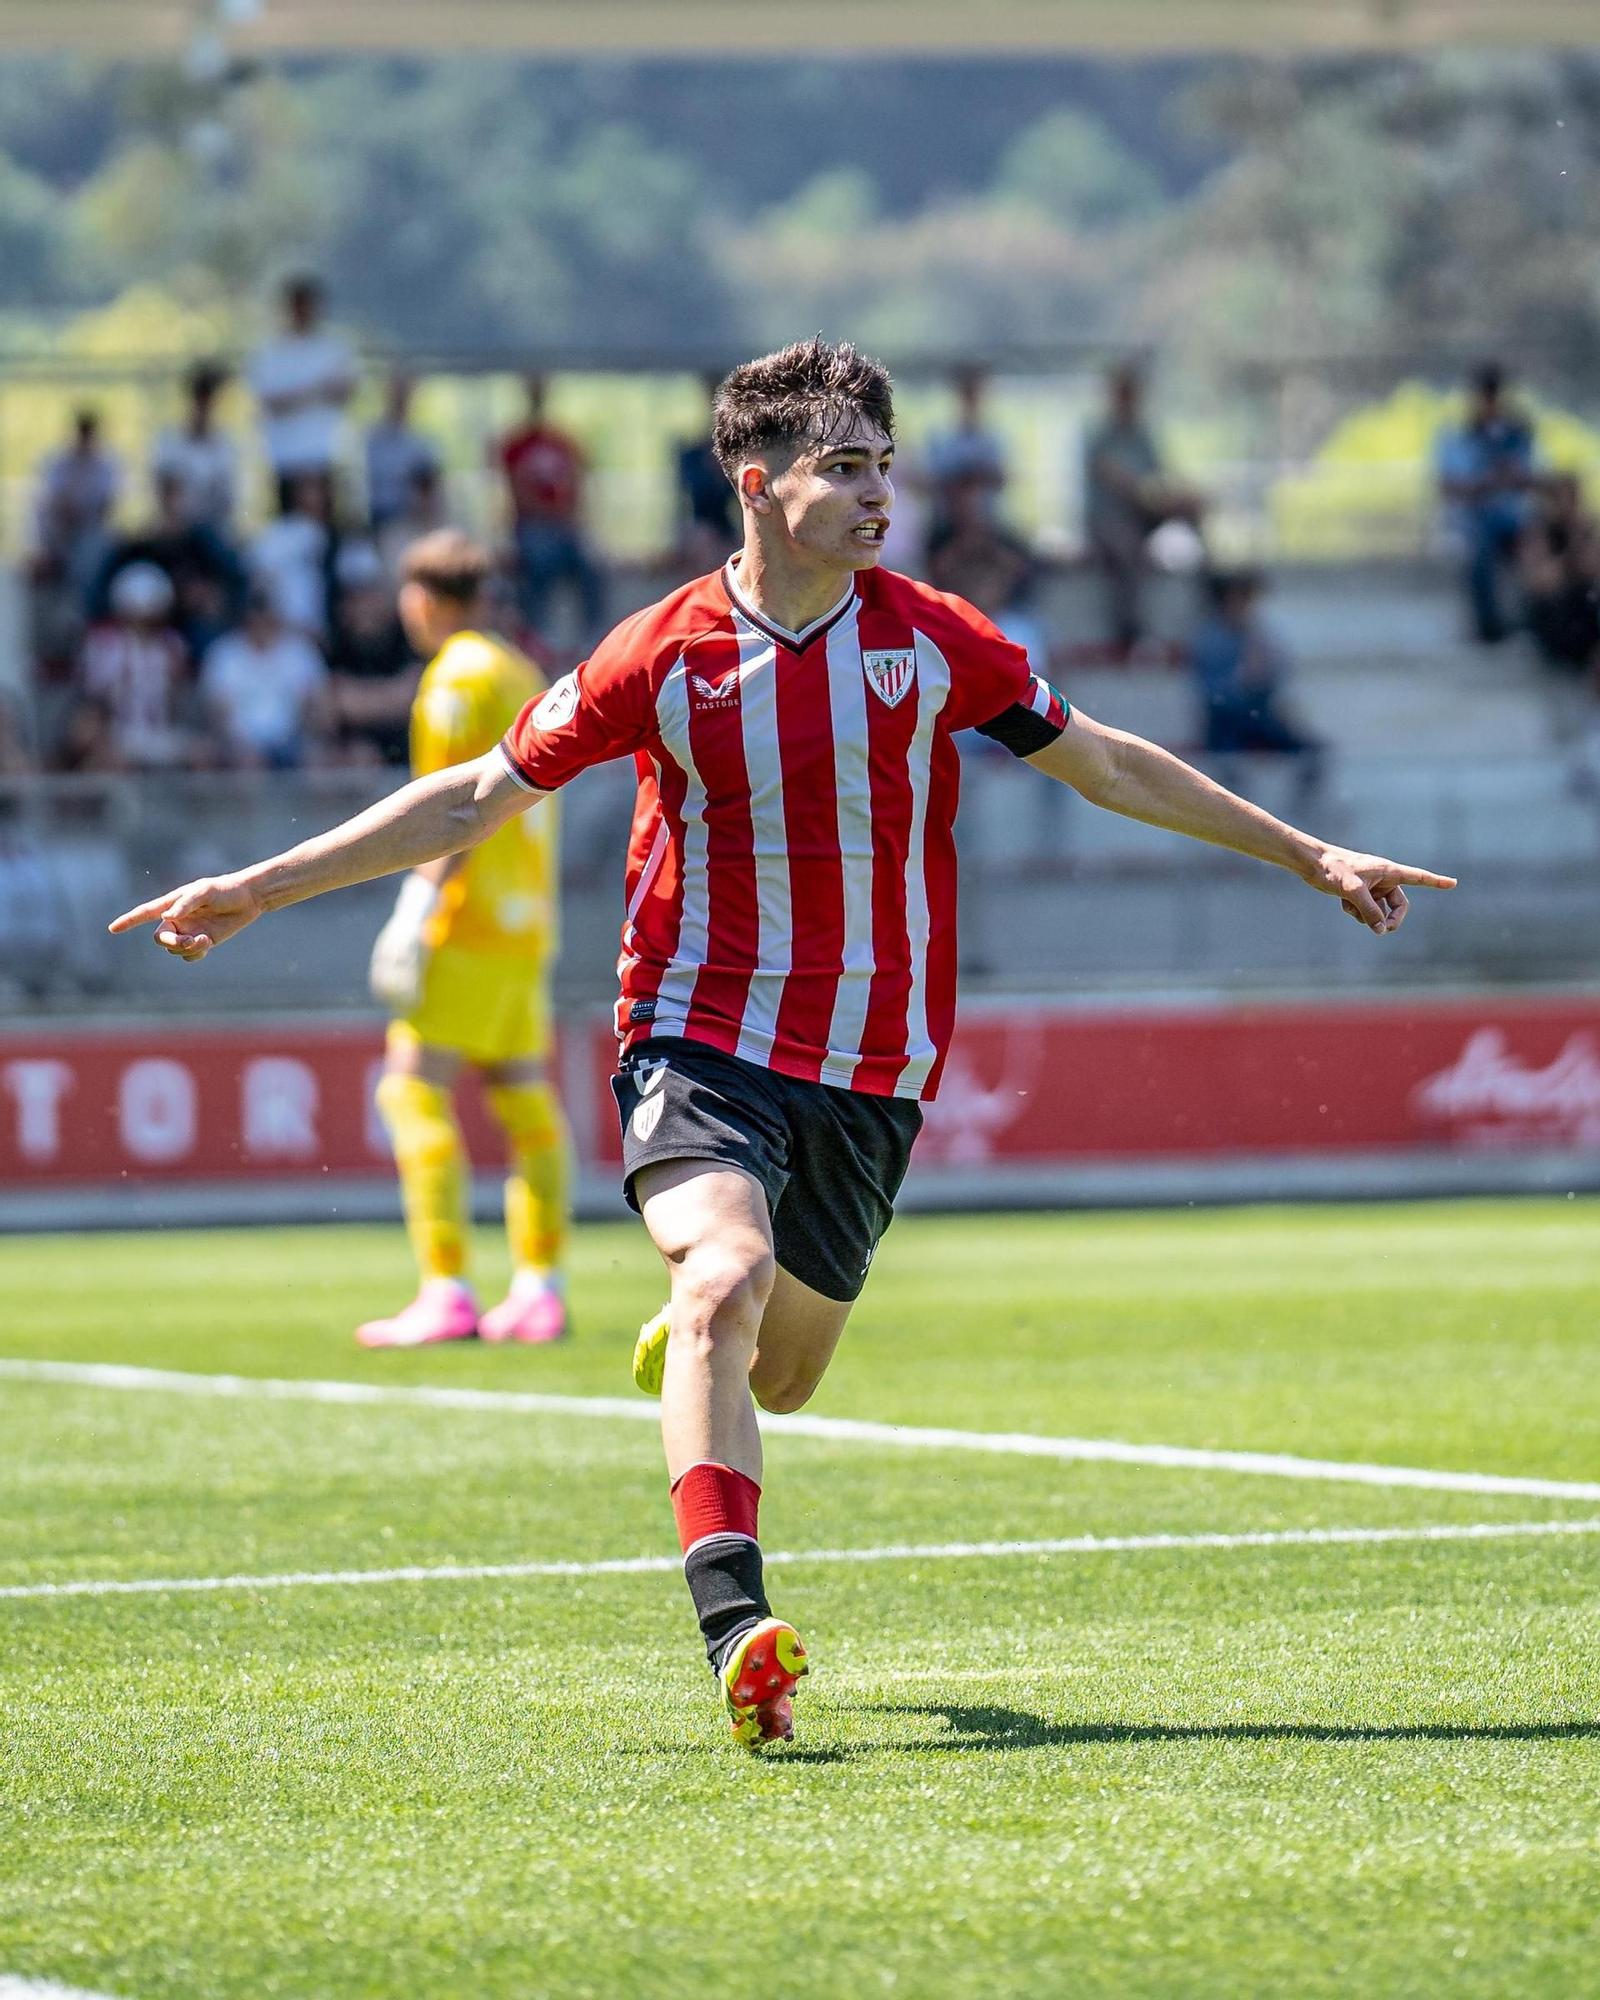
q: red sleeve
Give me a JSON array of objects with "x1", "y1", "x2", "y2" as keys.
[
  {"x1": 932, "y1": 594, "x2": 1036, "y2": 732},
  {"x1": 499, "y1": 612, "x2": 657, "y2": 791}
]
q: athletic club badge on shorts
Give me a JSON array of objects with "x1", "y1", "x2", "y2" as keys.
[
  {"x1": 630, "y1": 1058, "x2": 669, "y2": 1142},
  {"x1": 862, "y1": 648, "x2": 917, "y2": 710}
]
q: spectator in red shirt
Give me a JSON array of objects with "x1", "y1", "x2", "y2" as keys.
[{"x1": 497, "y1": 373, "x2": 605, "y2": 642}]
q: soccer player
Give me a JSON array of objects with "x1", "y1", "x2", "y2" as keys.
[
  {"x1": 111, "y1": 340, "x2": 1454, "y2": 1747},
  {"x1": 358, "y1": 529, "x2": 571, "y2": 1349}
]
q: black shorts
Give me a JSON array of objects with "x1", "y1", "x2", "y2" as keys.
[{"x1": 611, "y1": 1037, "x2": 923, "y2": 1303}]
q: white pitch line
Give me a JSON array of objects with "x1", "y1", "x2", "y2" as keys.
[
  {"x1": 4, "y1": 1518, "x2": 1599, "y2": 1604},
  {"x1": 4, "y1": 1356, "x2": 1600, "y2": 1503},
  {"x1": 0, "y1": 1981, "x2": 126, "y2": 1999}
]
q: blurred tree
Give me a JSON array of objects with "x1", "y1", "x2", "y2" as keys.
[
  {"x1": 1162, "y1": 53, "x2": 1600, "y2": 402},
  {"x1": 0, "y1": 156, "x2": 70, "y2": 309},
  {"x1": 993, "y1": 109, "x2": 1164, "y2": 230}
]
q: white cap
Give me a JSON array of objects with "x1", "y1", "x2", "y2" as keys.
[{"x1": 109, "y1": 561, "x2": 176, "y2": 617}]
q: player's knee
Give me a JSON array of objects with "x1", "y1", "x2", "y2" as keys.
[
  {"x1": 752, "y1": 1370, "x2": 821, "y2": 1415},
  {"x1": 673, "y1": 1243, "x2": 776, "y2": 1347}
]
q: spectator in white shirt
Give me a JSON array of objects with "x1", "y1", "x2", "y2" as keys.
[
  {"x1": 248, "y1": 275, "x2": 357, "y2": 512},
  {"x1": 365, "y1": 372, "x2": 439, "y2": 529},
  {"x1": 152, "y1": 361, "x2": 239, "y2": 536},
  {"x1": 35, "y1": 409, "x2": 121, "y2": 598},
  {"x1": 201, "y1": 584, "x2": 331, "y2": 769},
  {"x1": 250, "y1": 471, "x2": 334, "y2": 638}
]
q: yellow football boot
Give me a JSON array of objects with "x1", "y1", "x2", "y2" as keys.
[
  {"x1": 720, "y1": 1617, "x2": 810, "y2": 1748},
  {"x1": 632, "y1": 1304, "x2": 670, "y2": 1396}
]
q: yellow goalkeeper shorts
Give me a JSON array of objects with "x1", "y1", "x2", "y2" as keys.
[{"x1": 390, "y1": 945, "x2": 553, "y2": 1067}]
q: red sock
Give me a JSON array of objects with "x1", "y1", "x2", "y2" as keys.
[{"x1": 670, "y1": 1461, "x2": 760, "y2": 1554}]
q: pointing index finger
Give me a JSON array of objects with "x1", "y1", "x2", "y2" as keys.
[
  {"x1": 107, "y1": 896, "x2": 175, "y2": 934},
  {"x1": 1388, "y1": 865, "x2": 1457, "y2": 891}
]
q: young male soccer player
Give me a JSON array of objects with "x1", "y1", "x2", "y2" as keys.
[
  {"x1": 358, "y1": 529, "x2": 571, "y2": 1349},
  {"x1": 112, "y1": 340, "x2": 1454, "y2": 1747}
]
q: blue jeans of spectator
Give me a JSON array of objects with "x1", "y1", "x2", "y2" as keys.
[
  {"x1": 1204, "y1": 696, "x2": 1314, "y2": 758},
  {"x1": 1464, "y1": 505, "x2": 1523, "y2": 643},
  {"x1": 1205, "y1": 697, "x2": 1325, "y2": 799},
  {"x1": 515, "y1": 520, "x2": 605, "y2": 638}
]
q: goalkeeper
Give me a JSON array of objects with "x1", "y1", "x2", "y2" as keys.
[{"x1": 359, "y1": 529, "x2": 570, "y2": 1349}]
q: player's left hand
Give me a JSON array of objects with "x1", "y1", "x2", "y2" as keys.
[
  {"x1": 1304, "y1": 846, "x2": 1457, "y2": 934},
  {"x1": 368, "y1": 872, "x2": 439, "y2": 1011}
]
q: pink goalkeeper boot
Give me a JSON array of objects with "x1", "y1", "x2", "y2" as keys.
[
  {"x1": 478, "y1": 1273, "x2": 568, "y2": 1346},
  {"x1": 355, "y1": 1278, "x2": 480, "y2": 1349}
]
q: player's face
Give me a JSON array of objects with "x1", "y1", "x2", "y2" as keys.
[
  {"x1": 397, "y1": 580, "x2": 443, "y2": 655},
  {"x1": 765, "y1": 424, "x2": 895, "y2": 572}
]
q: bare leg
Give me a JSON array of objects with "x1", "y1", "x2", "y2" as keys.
[
  {"x1": 634, "y1": 1160, "x2": 776, "y2": 1484},
  {"x1": 750, "y1": 1264, "x2": 854, "y2": 1414}
]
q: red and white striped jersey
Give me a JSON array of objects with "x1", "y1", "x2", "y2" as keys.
[{"x1": 499, "y1": 561, "x2": 1069, "y2": 1101}]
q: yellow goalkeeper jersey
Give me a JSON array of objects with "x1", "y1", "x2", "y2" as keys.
[{"x1": 411, "y1": 628, "x2": 558, "y2": 960}]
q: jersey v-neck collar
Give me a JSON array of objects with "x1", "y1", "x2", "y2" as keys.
[{"x1": 721, "y1": 559, "x2": 857, "y2": 650}]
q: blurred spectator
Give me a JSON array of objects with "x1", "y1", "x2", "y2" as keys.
[
  {"x1": 1084, "y1": 364, "x2": 1206, "y2": 657},
  {"x1": 0, "y1": 790, "x2": 60, "y2": 999},
  {"x1": 925, "y1": 366, "x2": 1007, "y2": 542},
  {"x1": 928, "y1": 528, "x2": 1044, "y2": 661},
  {"x1": 1191, "y1": 568, "x2": 1323, "y2": 799},
  {"x1": 1436, "y1": 362, "x2": 1539, "y2": 645},
  {"x1": 200, "y1": 584, "x2": 332, "y2": 769},
  {"x1": 33, "y1": 409, "x2": 120, "y2": 598},
  {"x1": 74, "y1": 563, "x2": 194, "y2": 770},
  {"x1": 365, "y1": 372, "x2": 439, "y2": 530},
  {"x1": 25, "y1": 553, "x2": 87, "y2": 687},
  {"x1": 54, "y1": 695, "x2": 122, "y2": 774},
  {"x1": 152, "y1": 361, "x2": 238, "y2": 534},
  {"x1": 91, "y1": 469, "x2": 247, "y2": 659},
  {"x1": 497, "y1": 373, "x2": 604, "y2": 639},
  {"x1": 328, "y1": 540, "x2": 419, "y2": 766},
  {"x1": 674, "y1": 372, "x2": 739, "y2": 570},
  {"x1": 376, "y1": 462, "x2": 451, "y2": 581},
  {"x1": 251, "y1": 472, "x2": 335, "y2": 638},
  {"x1": 248, "y1": 275, "x2": 357, "y2": 513},
  {"x1": 879, "y1": 438, "x2": 930, "y2": 578},
  {"x1": 1518, "y1": 473, "x2": 1599, "y2": 676},
  {"x1": 0, "y1": 692, "x2": 35, "y2": 776}
]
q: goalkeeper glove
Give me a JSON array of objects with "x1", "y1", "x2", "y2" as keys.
[{"x1": 368, "y1": 872, "x2": 439, "y2": 1013}]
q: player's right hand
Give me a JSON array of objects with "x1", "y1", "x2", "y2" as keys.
[{"x1": 107, "y1": 874, "x2": 263, "y2": 961}]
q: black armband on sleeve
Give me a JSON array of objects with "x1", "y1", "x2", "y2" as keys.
[{"x1": 975, "y1": 688, "x2": 1071, "y2": 758}]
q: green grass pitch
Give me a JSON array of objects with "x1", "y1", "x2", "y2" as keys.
[{"x1": 2, "y1": 1198, "x2": 1599, "y2": 1998}]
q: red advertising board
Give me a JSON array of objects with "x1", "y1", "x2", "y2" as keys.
[{"x1": 1, "y1": 993, "x2": 1597, "y2": 1192}]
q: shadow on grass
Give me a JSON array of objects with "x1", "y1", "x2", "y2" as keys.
[
  {"x1": 640, "y1": 1705, "x2": 1600, "y2": 1765},
  {"x1": 780, "y1": 1704, "x2": 1600, "y2": 1759}
]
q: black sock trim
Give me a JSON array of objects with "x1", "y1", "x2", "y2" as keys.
[{"x1": 684, "y1": 1534, "x2": 771, "y2": 1672}]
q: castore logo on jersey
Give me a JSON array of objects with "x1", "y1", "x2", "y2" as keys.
[{"x1": 688, "y1": 665, "x2": 744, "y2": 709}]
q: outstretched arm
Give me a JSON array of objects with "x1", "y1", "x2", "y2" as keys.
[
  {"x1": 1027, "y1": 709, "x2": 1456, "y2": 931},
  {"x1": 109, "y1": 750, "x2": 540, "y2": 961}
]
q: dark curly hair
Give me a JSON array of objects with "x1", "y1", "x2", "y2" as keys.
[{"x1": 712, "y1": 337, "x2": 895, "y2": 479}]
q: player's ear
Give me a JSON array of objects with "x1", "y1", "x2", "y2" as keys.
[{"x1": 738, "y1": 462, "x2": 774, "y2": 516}]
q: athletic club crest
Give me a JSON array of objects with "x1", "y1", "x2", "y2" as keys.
[{"x1": 862, "y1": 648, "x2": 916, "y2": 709}]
